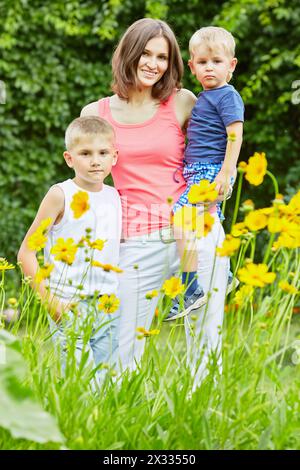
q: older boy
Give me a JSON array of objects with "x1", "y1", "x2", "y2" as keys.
[
  {"x1": 167, "y1": 26, "x2": 244, "y2": 320},
  {"x1": 18, "y1": 116, "x2": 122, "y2": 381}
]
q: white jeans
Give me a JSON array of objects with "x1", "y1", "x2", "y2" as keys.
[{"x1": 117, "y1": 215, "x2": 229, "y2": 387}]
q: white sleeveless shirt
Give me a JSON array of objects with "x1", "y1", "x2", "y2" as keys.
[{"x1": 44, "y1": 179, "x2": 122, "y2": 299}]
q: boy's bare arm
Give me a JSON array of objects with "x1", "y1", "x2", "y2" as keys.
[
  {"x1": 214, "y1": 121, "x2": 243, "y2": 195},
  {"x1": 17, "y1": 186, "x2": 67, "y2": 322}
]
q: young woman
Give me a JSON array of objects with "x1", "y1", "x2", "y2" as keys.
[{"x1": 81, "y1": 18, "x2": 229, "y2": 387}]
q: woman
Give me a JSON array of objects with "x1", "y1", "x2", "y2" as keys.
[{"x1": 81, "y1": 18, "x2": 228, "y2": 386}]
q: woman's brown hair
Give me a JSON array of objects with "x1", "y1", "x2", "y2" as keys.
[{"x1": 112, "y1": 18, "x2": 183, "y2": 101}]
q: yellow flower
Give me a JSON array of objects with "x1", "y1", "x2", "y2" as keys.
[
  {"x1": 238, "y1": 161, "x2": 247, "y2": 171},
  {"x1": 173, "y1": 207, "x2": 215, "y2": 239},
  {"x1": 238, "y1": 263, "x2": 276, "y2": 287},
  {"x1": 145, "y1": 290, "x2": 159, "y2": 300},
  {"x1": 231, "y1": 222, "x2": 248, "y2": 237},
  {"x1": 136, "y1": 327, "x2": 160, "y2": 337},
  {"x1": 88, "y1": 239, "x2": 106, "y2": 251},
  {"x1": 287, "y1": 190, "x2": 300, "y2": 215},
  {"x1": 227, "y1": 132, "x2": 236, "y2": 142},
  {"x1": 196, "y1": 212, "x2": 215, "y2": 238},
  {"x1": 173, "y1": 206, "x2": 198, "y2": 232},
  {"x1": 244, "y1": 152, "x2": 267, "y2": 186},
  {"x1": 277, "y1": 190, "x2": 300, "y2": 221},
  {"x1": 273, "y1": 218, "x2": 300, "y2": 249},
  {"x1": 27, "y1": 218, "x2": 53, "y2": 252},
  {"x1": 244, "y1": 210, "x2": 268, "y2": 231},
  {"x1": 50, "y1": 238, "x2": 78, "y2": 265},
  {"x1": 70, "y1": 191, "x2": 90, "y2": 219},
  {"x1": 267, "y1": 215, "x2": 283, "y2": 233},
  {"x1": 259, "y1": 207, "x2": 274, "y2": 216},
  {"x1": 8, "y1": 297, "x2": 18, "y2": 306},
  {"x1": 241, "y1": 199, "x2": 255, "y2": 213},
  {"x1": 35, "y1": 263, "x2": 54, "y2": 283},
  {"x1": 91, "y1": 261, "x2": 123, "y2": 273},
  {"x1": 279, "y1": 281, "x2": 298, "y2": 295},
  {"x1": 162, "y1": 276, "x2": 184, "y2": 299},
  {"x1": 234, "y1": 285, "x2": 254, "y2": 306},
  {"x1": 0, "y1": 258, "x2": 15, "y2": 271},
  {"x1": 39, "y1": 218, "x2": 53, "y2": 232},
  {"x1": 27, "y1": 230, "x2": 47, "y2": 251},
  {"x1": 98, "y1": 294, "x2": 120, "y2": 314},
  {"x1": 216, "y1": 235, "x2": 241, "y2": 257},
  {"x1": 188, "y1": 179, "x2": 218, "y2": 204}
]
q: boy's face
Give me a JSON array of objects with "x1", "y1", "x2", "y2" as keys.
[
  {"x1": 188, "y1": 44, "x2": 237, "y2": 90},
  {"x1": 64, "y1": 134, "x2": 118, "y2": 191}
]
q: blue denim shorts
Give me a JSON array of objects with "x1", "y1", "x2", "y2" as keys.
[{"x1": 173, "y1": 161, "x2": 234, "y2": 220}]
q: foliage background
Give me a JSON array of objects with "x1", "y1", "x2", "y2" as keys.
[{"x1": 0, "y1": 0, "x2": 299, "y2": 263}]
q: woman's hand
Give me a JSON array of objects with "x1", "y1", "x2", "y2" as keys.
[{"x1": 47, "y1": 295, "x2": 71, "y2": 324}]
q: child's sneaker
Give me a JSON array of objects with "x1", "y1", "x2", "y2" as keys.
[
  {"x1": 226, "y1": 271, "x2": 239, "y2": 296},
  {"x1": 164, "y1": 287, "x2": 207, "y2": 322}
]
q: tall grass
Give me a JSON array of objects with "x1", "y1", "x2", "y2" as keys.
[{"x1": 0, "y1": 157, "x2": 300, "y2": 450}]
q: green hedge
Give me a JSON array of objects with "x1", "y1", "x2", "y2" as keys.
[{"x1": 1, "y1": 0, "x2": 299, "y2": 264}]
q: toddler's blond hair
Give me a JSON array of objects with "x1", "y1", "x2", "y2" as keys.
[{"x1": 189, "y1": 26, "x2": 236, "y2": 59}]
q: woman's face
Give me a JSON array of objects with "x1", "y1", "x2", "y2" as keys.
[{"x1": 136, "y1": 36, "x2": 169, "y2": 89}]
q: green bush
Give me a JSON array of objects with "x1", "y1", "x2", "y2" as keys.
[{"x1": 1, "y1": 0, "x2": 299, "y2": 262}]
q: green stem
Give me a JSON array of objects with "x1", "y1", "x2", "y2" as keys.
[
  {"x1": 263, "y1": 232, "x2": 276, "y2": 264},
  {"x1": 231, "y1": 170, "x2": 244, "y2": 228},
  {"x1": 266, "y1": 170, "x2": 279, "y2": 198},
  {"x1": 250, "y1": 236, "x2": 256, "y2": 260}
]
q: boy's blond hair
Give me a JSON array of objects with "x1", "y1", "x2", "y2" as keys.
[
  {"x1": 65, "y1": 116, "x2": 116, "y2": 151},
  {"x1": 189, "y1": 26, "x2": 236, "y2": 59}
]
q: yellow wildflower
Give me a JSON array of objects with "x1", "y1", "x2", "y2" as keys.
[
  {"x1": 288, "y1": 190, "x2": 300, "y2": 212},
  {"x1": 50, "y1": 238, "x2": 78, "y2": 265},
  {"x1": 27, "y1": 230, "x2": 47, "y2": 252},
  {"x1": 267, "y1": 215, "x2": 283, "y2": 233},
  {"x1": 162, "y1": 276, "x2": 184, "y2": 299},
  {"x1": 88, "y1": 239, "x2": 106, "y2": 251},
  {"x1": 241, "y1": 199, "x2": 255, "y2": 213},
  {"x1": 35, "y1": 263, "x2": 54, "y2": 283},
  {"x1": 238, "y1": 161, "x2": 247, "y2": 171},
  {"x1": 136, "y1": 327, "x2": 160, "y2": 337},
  {"x1": 8, "y1": 298, "x2": 18, "y2": 306},
  {"x1": 27, "y1": 218, "x2": 53, "y2": 252},
  {"x1": 279, "y1": 281, "x2": 298, "y2": 295},
  {"x1": 216, "y1": 235, "x2": 241, "y2": 257},
  {"x1": 259, "y1": 207, "x2": 274, "y2": 216},
  {"x1": 145, "y1": 290, "x2": 159, "y2": 300},
  {"x1": 91, "y1": 261, "x2": 123, "y2": 273},
  {"x1": 231, "y1": 222, "x2": 248, "y2": 237},
  {"x1": 244, "y1": 210, "x2": 268, "y2": 231},
  {"x1": 71, "y1": 191, "x2": 90, "y2": 219},
  {"x1": 173, "y1": 206, "x2": 198, "y2": 232},
  {"x1": 0, "y1": 258, "x2": 15, "y2": 271},
  {"x1": 244, "y1": 152, "x2": 267, "y2": 186},
  {"x1": 238, "y1": 263, "x2": 276, "y2": 287},
  {"x1": 196, "y1": 212, "x2": 215, "y2": 238},
  {"x1": 234, "y1": 285, "x2": 254, "y2": 306},
  {"x1": 227, "y1": 132, "x2": 236, "y2": 142},
  {"x1": 98, "y1": 294, "x2": 120, "y2": 314},
  {"x1": 39, "y1": 218, "x2": 52, "y2": 232},
  {"x1": 188, "y1": 179, "x2": 218, "y2": 204}
]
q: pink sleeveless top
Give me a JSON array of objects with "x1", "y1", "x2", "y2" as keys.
[{"x1": 98, "y1": 94, "x2": 186, "y2": 237}]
